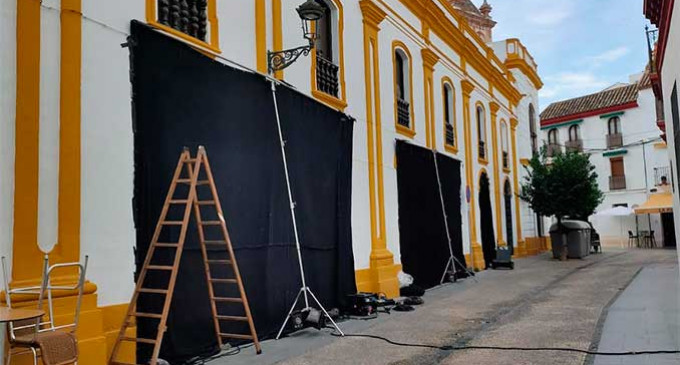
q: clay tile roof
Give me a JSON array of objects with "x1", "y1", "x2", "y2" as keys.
[
  {"x1": 639, "y1": 63, "x2": 653, "y2": 90},
  {"x1": 449, "y1": 0, "x2": 482, "y2": 17},
  {"x1": 540, "y1": 84, "x2": 639, "y2": 122}
]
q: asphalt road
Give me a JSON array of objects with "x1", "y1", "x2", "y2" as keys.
[{"x1": 218, "y1": 248, "x2": 679, "y2": 365}]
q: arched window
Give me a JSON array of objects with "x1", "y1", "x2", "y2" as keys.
[
  {"x1": 568, "y1": 125, "x2": 580, "y2": 141},
  {"x1": 443, "y1": 81, "x2": 455, "y2": 147},
  {"x1": 529, "y1": 104, "x2": 537, "y2": 154},
  {"x1": 393, "y1": 43, "x2": 413, "y2": 136},
  {"x1": 608, "y1": 116, "x2": 621, "y2": 135},
  {"x1": 607, "y1": 116, "x2": 623, "y2": 149},
  {"x1": 477, "y1": 104, "x2": 487, "y2": 160},
  {"x1": 501, "y1": 121, "x2": 509, "y2": 169},
  {"x1": 548, "y1": 128, "x2": 558, "y2": 144},
  {"x1": 313, "y1": 0, "x2": 340, "y2": 98}
]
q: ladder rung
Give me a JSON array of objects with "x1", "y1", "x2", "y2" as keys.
[
  {"x1": 161, "y1": 221, "x2": 184, "y2": 226},
  {"x1": 204, "y1": 240, "x2": 227, "y2": 245},
  {"x1": 155, "y1": 243, "x2": 179, "y2": 248},
  {"x1": 197, "y1": 180, "x2": 210, "y2": 186},
  {"x1": 209, "y1": 278, "x2": 237, "y2": 284},
  {"x1": 220, "y1": 333, "x2": 253, "y2": 340},
  {"x1": 217, "y1": 315, "x2": 249, "y2": 322},
  {"x1": 207, "y1": 259, "x2": 232, "y2": 265},
  {"x1": 147, "y1": 265, "x2": 174, "y2": 271},
  {"x1": 169, "y1": 199, "x2": 190, "y2": 204},
  {"x1": 122, "y1": 336, "x2": 156, "y2": 344},
  {"x1": 132, "y1": 312, "x2": 162, "y2": 319},
  {"x1": 213, "y1": 297, "x2": 243, "y2": 303},
  {"x1": 184, "y1": 158, "x2": 198, "y2": 164},
  {"x1": 176, "y1": 178, "x2": 192, "y2": 184},
  {"x1": 197, "y1": 200, "x2": 216, "y2": 205},
  {"x1": 200, "y1": 221, "x2": 222, "y2": 226},
  {"x1": 139, "y1": 288, "x2": 168, "y2": 294},
  {"x1": 178, "y1": 179, "x2": 209, "y2": 186}
]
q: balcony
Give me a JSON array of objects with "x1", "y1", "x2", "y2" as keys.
[
  {"x1": 479, "y1": 141, "x2": 486, "y2": 160},
  {"x1": 397, "y1": 98, "x2": 410, "y2": 128},
  {"x1": 609, "y1": 175, "x2": 627, "y2": 191},
  {"x1": 316, "y1": 51, "x2": 339, "y2": 98},
  {"x1": 654, "y1": 166, "x2": 671, "y2": 186},
  {"x1": 565, "y1": 139, "x2": 583, "y2": 153},
  {"x1": 502, "y1": 151, "x2": 509, "y2": 169},
  {"x1": 606, "y1": 133, "x2": 623, "y2": 149},
  {"x1": 445, "y1": 123, "x2": 455, "y2": 146},
  {"x1": 158, "y1": 0, "x2": 209, "y2": 41},
  {"x1": 547, "y1": 143, "x2": 561, "y2": 157},
  {"x1": 505, "y1": 39, "x2": 538, "y2": 73}
]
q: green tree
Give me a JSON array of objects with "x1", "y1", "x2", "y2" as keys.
[{"x1": 520, "y1": 147, "x2": 603, "y2": 259}]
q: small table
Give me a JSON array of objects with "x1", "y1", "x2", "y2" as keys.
[{"x1": 0, "y1": 307, "x2": 44, "y2": 323}]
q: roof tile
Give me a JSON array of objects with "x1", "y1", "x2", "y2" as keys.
[{"x1": 540, "y1": 84, "x2": 639, "y2": 122}]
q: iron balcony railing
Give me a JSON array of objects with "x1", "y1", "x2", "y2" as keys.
[
  {"x1": 316, "y1": 52, "x2": 339, "y2": 98},
  {"x1": 479, "y1": 141, "x2": 486, "y2": 159},
  {"x1": 397, "y1": 98, "x2": 410, "y2": 128},
  {"x1": 609, "y1": 175, "x2": 627, "y2": 191},
  {"x1": 158, "y1": 0, "x2": 209, "y2": 41},
  {"x1": 606, "y1": 133, "x2": 623, "y2": 149},
  {"x1": 547, "y1": 143, "x2": 561, "y2": 157},
  {"x1": 502, "y1": 151, "x2": 509, "y2": 169},
  {"x1": 654, "y1": 166, "x2": 671, "y2": 186},
  {"x1": 565, "y1": 139, "x2": 583, "y2": 153},
  {"x1": 445, "y1": 123, "x2": 455, "y2": 146}
]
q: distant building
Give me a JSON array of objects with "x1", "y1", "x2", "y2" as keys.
[{"x1": 540, "y1": 72, "x2": 674, "y2": 247}]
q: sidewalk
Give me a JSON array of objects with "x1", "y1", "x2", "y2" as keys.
[{"x1": 592, "y1": 259, "x2": 680, "y2": 365}]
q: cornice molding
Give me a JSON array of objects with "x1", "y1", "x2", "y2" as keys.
[
  {"x1": 461, "y1": 79, "x2": 475, "y2": 96},
  {"x1": 506, "y1": 59, "x2": 544, "y2": 90},
  {"x1": 421, "y1": 48, "x2": 440, "y2": 69},
  {"x1": 360, "y1": 0, "x2": 387, "y2": 28},
  {"x1": 510, "y1": 117, "x2": 519, "y2": 130},
  {"x1": 489, "y1": 101, "x2": 501, "y2": 115}
]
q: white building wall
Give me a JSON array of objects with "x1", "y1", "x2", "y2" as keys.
[
  {"x1": 659, "y1": 0, "x2": 680, "y2": 265},
  {"x1": 0, "y1": 0, "x2": 17, "y2": 287}
]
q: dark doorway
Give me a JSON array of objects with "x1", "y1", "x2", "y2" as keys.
[
  {"x1": 479, "y1": 172, "x2": 496, "y2": 268},
  {"x1": 662, "y1": 213, "x2": 677, "y2": 247},
  {"x1": 504, "y1": 180, "x2": 514, "y2": 254}
]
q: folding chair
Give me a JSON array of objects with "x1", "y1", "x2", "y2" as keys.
[{"x1": 2, "y1": 255, "x2": 88, "y2": 365}]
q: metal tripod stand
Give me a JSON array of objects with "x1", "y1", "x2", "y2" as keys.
[
  {"x1": 269, "y1": 80, "x2": 344, "y2": 340},
  {"x1": 431, "y1": 150, "x2": 477, "y2": 285}
]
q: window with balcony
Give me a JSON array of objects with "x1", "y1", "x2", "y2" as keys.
[
  {"x1": 150, "y1": 0, "x2": 219, "y2": 52},
  {"x1": 609, "y1": 157, "x2": 626, "y2": 190},
  {"x1": 314, "y1": 0, "x2": 339, "y2": 98},
  {"x1": 393, "y1": 44, "x2": 414, "y2": 137},
  {"x1": 529, "y1": 104, "x2": 538, "y2": 155},
  {"x1": 443, "y1": 81, "x2": 456, "y2": 149},
  {"x1": 607, "y1": 116, "x2": 623, "y2": 149},
  {"x1": 566, "y1": 124, "x2": 582, "y2": 152},
  {"x1": 477, "y1": 104, "x2": 487, "y2": 161},
  {"x1": 501, "y1": 121, "x2": 509, "y2": 170},
  {"x1": 547, "y1": 128, "x2": 560, "y2": 157}
]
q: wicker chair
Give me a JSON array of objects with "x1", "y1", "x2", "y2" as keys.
[{"x1": 2, "y1": 256, "x2": 88, "y2": 365}]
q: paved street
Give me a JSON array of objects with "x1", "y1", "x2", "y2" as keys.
[{"x1": 218, "y1": 249, "x2": 679, "y2": 365}]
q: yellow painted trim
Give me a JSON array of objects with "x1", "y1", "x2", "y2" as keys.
[
  {"x1": 500, "y1": 119, "x2": 510, "y2": 171},
  {"x1": 510, "y1": 118, "x2": 524, "y2": 247},
  {"x1": 13, "y1": 0, "x2": 43, "y2": 282},
  {"x1": 421, "y1": 48, "x2": 439, "y2": 149},
  {"x1": 272, "y1": 0, "x2": 283, "y2": 79},
  {"x1": 145, "y1": 0, "x2": 221, "y2": 54},
  {"x1": 54, "y1": 0, "x2": 82, "y2": 268},
  {"x1": 310, "y1": 0, "x2": 347, "y2": 111},
  {"x1": 461, "y1": 80, "x2": 479, "y2": 265},
  {"x1": 520, "y1": 158, "x2": 530, "y2": 166},
  {"x1": 654, "y1": 142, "x2": 667, "y2": 149},
  {"x1": 255, "y1": 0, "x2": 267, "y2": 73},
  {"x1": 489, "y1": 102, "x2": 503, "y2": 245},
  {"x1": 475, "y1": 101, "x2": 488, "y2": 163},
  {"x1": 441, "y1": 77, "x2": 458, "y2": 153},
  {"x1": 392, "y1": 40, "x2": 416, "y2": 138}
]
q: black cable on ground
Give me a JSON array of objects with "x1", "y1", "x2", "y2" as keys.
[{"x1": 329, "y1": 331, "x2": 680, "y2": 356}]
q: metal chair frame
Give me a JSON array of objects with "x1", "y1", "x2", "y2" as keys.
[{"x1": 2, "y1": 255, "x2": 88, "y2": 365}]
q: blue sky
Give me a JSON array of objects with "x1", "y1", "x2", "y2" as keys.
[{"x1": 471, "y1": 0, "x2": 652, "y2": 110}]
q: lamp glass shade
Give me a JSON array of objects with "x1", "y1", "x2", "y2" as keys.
[{"x1": 296, "y1": 0, "x2": 325, "y2": 21}]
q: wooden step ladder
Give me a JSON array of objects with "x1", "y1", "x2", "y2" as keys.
[{"x1": 109, "y1": 146, "x2": 261, "y2": 365}]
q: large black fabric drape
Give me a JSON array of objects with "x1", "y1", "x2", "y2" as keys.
[
  {"x1": 395, "y1": 141, "x2": 466, "y2": 289},
  {"x1": 479, "y1": 173, "x2": 496, "y2": 268},
  {"x1": 129, "y1": 21, "x2": 356, "y2": 363}
]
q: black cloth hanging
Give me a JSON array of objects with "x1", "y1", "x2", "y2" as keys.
[{"x1": 479, "y1": 172, "x2": 497, "y2": 268}]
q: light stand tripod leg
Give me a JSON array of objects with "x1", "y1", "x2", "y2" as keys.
[
  {"x1": 439, "y1": 257, "x2": 454, "y2": 285},
  {"x1": 275, "y1": 288, "x2": 304, "y2": 340},
  {"x1": 306, "y1": 287, "x2": 344, "y2": 336}
]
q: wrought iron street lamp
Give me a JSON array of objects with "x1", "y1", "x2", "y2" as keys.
[{"x1": 268, "y1": 0, "x2": 325, "y2": 74}]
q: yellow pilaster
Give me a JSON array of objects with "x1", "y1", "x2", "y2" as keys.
[
  {"x1": 255, "y1": 0, "x2": 267, "y2": 73},
  {"x1": 421, "y1": 49, "x2": 439, "y2": 149},
  {"x1": 272, "y1": 0, "x2": 283, "y2": 79},
  {"x1": 461, "y1": 80, "x2": 484, "y2": 270},
  {"x1": 355, "y1": 0, "x2": 399, "y2": 298},
  {"x1": 510, "y1": 118, "x2": 526, "y2": 257},
  {"x1": 489, "y1": 102, "x2": 504, "y2": 246}
]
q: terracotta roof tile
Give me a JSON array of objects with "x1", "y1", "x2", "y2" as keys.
[{"x1": 540, "y1": 84, "x2": 639, "y2": 122}]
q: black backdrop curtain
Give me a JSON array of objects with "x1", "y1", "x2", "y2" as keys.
[
  {"x1": 129, "y1": 21, "x2": 356, "y2": 363},
  {"x1": 479, "y1": 173, "x2": 496, "y2": 268},
  {"x1": 395, "y1": 141, "x2": 466, "y2": 289}
]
